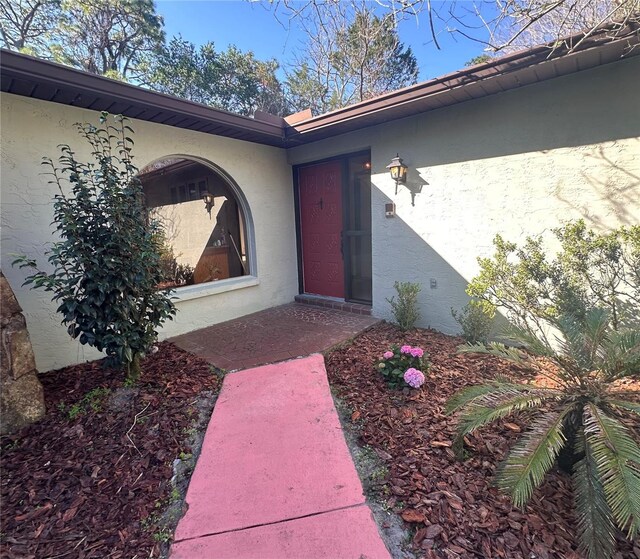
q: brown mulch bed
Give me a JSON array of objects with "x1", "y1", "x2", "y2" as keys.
[
  {"x1": 1, "y1": 342, "x2": 220, "y2": 559},
  {"x1": 325, "y1": 322, "x2": 640, "y2": 559}
]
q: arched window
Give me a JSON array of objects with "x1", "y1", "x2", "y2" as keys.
[{"x1": 139, "y1": 157, "x2": 253, "y2": 288}]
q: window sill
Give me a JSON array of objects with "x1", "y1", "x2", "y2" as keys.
[{"x1": 172, "y1": 276, "x2": 259, "y2": 303}]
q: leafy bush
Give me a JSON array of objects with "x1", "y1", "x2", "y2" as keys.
[
  {"x1": 467, "y1": 220, "x2": 639, "y2": 337},
  {"x1": 376, "y1": 344, "x2": 429, "y2": 389},
  {"x1": 448, "y1": 309, "x2": 640, "y2": 559},
  {"x1": 451, "y1": 299, "x2": 494, "y2": 344},
  {"x1": 449, "y1": 221, "x2": 640, "y2": 559},
  {"x1": 386, "y1": 281, "x2": 421, "y2": 330},
  {"x1": 154, "y1": 226, "x2": 179, "y2": 283},
  {"x1": 13, "y1": 113, "x2": 175, "y2": 382}
]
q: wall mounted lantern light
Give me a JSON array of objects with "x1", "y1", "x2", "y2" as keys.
[
  {"x1": 202, "y1": 191, "x2": 214, "y2": 218},
  {"x1": 386, "y1": 154, "x2": 408, "y2": 195}
]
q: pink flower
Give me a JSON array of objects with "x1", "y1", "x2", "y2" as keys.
[
  {"x1": 410, "y1": 347, "x2": 424, "y2": 358},
  {"x1": 404, "y1": 368, "x2": 425, "y2": 388},
  {"x1": 383, "y1": 351, "x2": 394, "y2": 359},
  {"x1": 400, "y1": 345, "x2": 412, "y2": 354}
]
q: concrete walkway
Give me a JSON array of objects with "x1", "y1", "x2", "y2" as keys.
[
  {"x1": 171, "y1": 354, "x2": 391, "y2": 559},
  {"x1": 171, "y1": 303, "x2": 379, "y2": 372}
]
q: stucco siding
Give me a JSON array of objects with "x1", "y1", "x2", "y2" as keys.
[
  {"x1": 288, "y1": 57, "x2": 640, "y2": 334},
  {"x1": 1, "y1": 94, "x2": 298, "y2": 372}
]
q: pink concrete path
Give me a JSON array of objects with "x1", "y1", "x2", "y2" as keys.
[{"x1": 171, "y1": 354, "x2": 390, "y2": 559}]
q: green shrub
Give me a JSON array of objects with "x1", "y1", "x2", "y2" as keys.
[
  {"x1": 448, "y1": 309, "x2": 640, "y2": 559},
  {"x1": 175, "y1": 263, "x2": 195, "y2": 285},
  {"x1": 450, "y1": 220, "x2": 640, "y2": 559},
  {"x1": 13, "y1": 113, "x2": 176, "y2": 383},
  {"x1": 451, "y1": 299, "x2": 494, "y2": 344},
  {"x1": 386, "y1": 281, "x2": 421, "y2": 330},
  {"x1": 467, "y1": 220, "x2": 639, "y2": 337}
]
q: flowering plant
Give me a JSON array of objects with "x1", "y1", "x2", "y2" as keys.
[{"x1": 376, "y1": 344, "x2": 429, "y2": 389}]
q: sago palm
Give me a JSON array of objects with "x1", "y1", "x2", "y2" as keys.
[{"x1": 447, "y1": 308, "x2": 640, "y2": 559}]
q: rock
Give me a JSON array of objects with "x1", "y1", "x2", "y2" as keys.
[
  {"x1": 5, "y1": 325, "x2": 37, "y2": 379},
  {"x1": 0, "y1": 270, "x2": 45, "y2": 434},
  {"x1": 0, "y1": 273, "x2": 22, "y2": 324},
  {"x1": 1, "y1": 373, "x2": 45, "y2": 431}
]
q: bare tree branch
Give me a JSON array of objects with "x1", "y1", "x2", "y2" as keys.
[{"x1": 261, "y1": 0, "x2": 640, "y2": 55}]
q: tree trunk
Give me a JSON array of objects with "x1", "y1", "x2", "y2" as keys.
[{"x1": 126, "y1": 353, "x2": 142, "y2": 384}]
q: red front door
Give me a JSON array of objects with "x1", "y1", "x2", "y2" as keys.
[{"x1": 299, "y1": 161, "x2": 344, "y2": 298}]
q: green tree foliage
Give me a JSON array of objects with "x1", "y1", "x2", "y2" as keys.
[
  {"x1": 286, "y1": 6, "x2": 418, "y2": 114},
  {"x1": 13, "y1": 113, "x2": 175, "y2": 382},
  {"x1": 465, "y1": 54, "x2": 492, "y2": 66},
  {"x1": 0, "y1": 0, "x2": 60, "y2": 53},
  {"x1": 467, "y1": 221, "x2": 640, "y2": 342},
  {"x1": 140, "y1": 36, "x2": 288, "y2": 116},
  {"x1": 269, "y1": 0, "x2": 639, "y2": 56},
  {"x1": 48, "y1": 0, "x2": 164, "y2": 78}
]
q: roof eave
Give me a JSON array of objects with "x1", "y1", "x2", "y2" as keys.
[
  {"x1": 1, "y1": 50, "x2": 287, "y2": 147},
  {"x1": 285, "y1": 22, "x2": 639, "y2": 144}
]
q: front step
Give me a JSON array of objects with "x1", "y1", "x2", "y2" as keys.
[{"x1": 294, "y1": 294, "x2": 372, "y2": 315}]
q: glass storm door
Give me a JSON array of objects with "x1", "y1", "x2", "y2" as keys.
[{"x1": 344, "y1": 154, "x2": 372, "y2": 303}]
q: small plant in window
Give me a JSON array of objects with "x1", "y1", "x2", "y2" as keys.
[
  {"x1": 376, "y1": 345, "x2": 429, "y2": 389},
  {"x1": 153, "y1": 227, "x2": 179, "y2": 284},
  {"x1": 13, "y1": 113, "x2": 176, "y2": 383},
  {"x1": 386, "y1": 281, "x2": 421, "y2": 330},
  {"x1": 175, "y1": 264, "x2": 195, "y2": 286}
]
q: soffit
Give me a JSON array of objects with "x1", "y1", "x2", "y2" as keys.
[
  {"x1": 285, "y1": 26, "x2": 639, "y2": 145},
  {"x1": 0, "y1": 51, "x2": 287, "y2": 147}
]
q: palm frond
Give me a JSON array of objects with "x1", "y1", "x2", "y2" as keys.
[
  {"x1": 457, "y1": 390, "x2": 556, "y2": 439},
  {"x1": 446, "y1": 383, "x2": 504, "y2": 415},
  {"x1": 609, "y1": 399, "x2": 640, "y2": 417},
  {"x1": 446, "y1": 380, "x2": 557, "y2": 415},
  {"x1": 497, "y1": 324, "x2": 555, "y2": 359},
  {"x1": 553, "y1": 309, "x2": 610, "y2": 375},
  {"x1": 553, "y1": 313, "x2": 594, "y2": 372},
  {"x1": 579, "y1": 307, "x2": 611, "y2": 362},
  {"x1": 573, "y1": 428, "x2": 617, "y2": 559},
  {"x1": 583, "y1": 403, "x2": 640, "y2": 539},
  {"x1": 497, "y1": 405, "x2": 572, "y2": 507},
  {"x1": 600, "y1": 330, "x2": 640, "y2": 380},
  {"x1": 458, "y1": 342, "x2": 529, "y2": 365}
]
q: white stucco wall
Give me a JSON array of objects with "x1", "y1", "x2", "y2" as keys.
[
  {"x1": 288, "y1": 57, "x2": 640, "y2": 334},
  {"x1": 1, "y1": 94, "x2": 298, "y2": 372}
]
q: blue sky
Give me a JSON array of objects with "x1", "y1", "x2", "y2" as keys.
[{"x1": 155, "y1": 1, "x2": 493, "y2": 82}]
